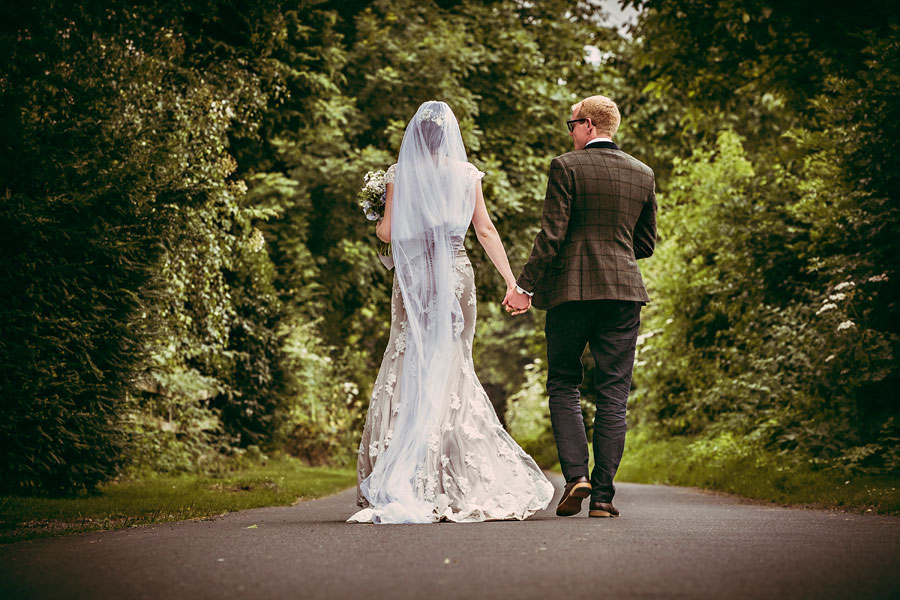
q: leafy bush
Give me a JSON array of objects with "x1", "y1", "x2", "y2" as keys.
[
  {"x1": 0, "y1": 10, "x2": 173, "y2": 494},
  {"x1": 0, "y1": 3, "x2": 288, "y2": 492},
  {"x1": 280, "y1": 320, "x2": 366, "y2": 466},
  {"x1": 505, "y1": 360, "x2": 559, "y2": 468},
  {"x1": 634, "y1": 120, "x2": 898, "y2": 475}
]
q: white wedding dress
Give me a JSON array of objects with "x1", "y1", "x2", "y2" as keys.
[{"x1": 349, "y1": 104, "x2": 553, "y2": 524}]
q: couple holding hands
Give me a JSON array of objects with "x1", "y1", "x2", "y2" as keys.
[{"x1": 349, "y1": 95, "x2": 656, "y2": 525}]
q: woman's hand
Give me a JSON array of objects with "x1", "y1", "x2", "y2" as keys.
[{"x1": 375, "y1": 218, "x2": 389, "y2": 243}]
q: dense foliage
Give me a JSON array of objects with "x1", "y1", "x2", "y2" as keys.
[
  {"x1": 1, "y1": 1, "x2": 298, "y2": 492},
  {"x1": 626, "y1": 1, "x2": 900, "y2": 475},
  {"x1": 2, "y1": 0, "x2": 897, "y2": 495}
]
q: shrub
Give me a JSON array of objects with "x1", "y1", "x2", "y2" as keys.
[{"x1": 506, "y1": 360, "x2": 559, "y2": 468}]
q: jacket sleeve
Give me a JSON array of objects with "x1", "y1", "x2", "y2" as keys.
[
  {"x1": 633, "y1": 179, "x2": 657, "y2": 260},
  {"x1": 517, "y1": 158, "x2": 572, "y2": 292}
]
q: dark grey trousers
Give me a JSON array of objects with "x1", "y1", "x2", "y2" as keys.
[{"x1": 545, "y1": 299, "x2": 642, "y2": 503}]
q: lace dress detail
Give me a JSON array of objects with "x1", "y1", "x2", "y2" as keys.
[
  {"x1": 385, "y1": 162, "x2": 484, "y2": 186},
  {"x1": 349, "y1": 191, "x2": 554, "y2": 523}
]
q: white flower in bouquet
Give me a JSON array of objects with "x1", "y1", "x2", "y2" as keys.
[
  {"x1": 358, "y1": 169, "x2": 387, "y2": 221},
  {"x1": 357, "y1": 169, "x2": 392, "y2": 267}
]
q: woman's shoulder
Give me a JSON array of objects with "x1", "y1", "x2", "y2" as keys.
[
  {"x1": 464, "y1": 162, "x2": 485, "y2": 181},
  {"x1": 385, "y1": 163, "x2": 398, "y2": 183}
]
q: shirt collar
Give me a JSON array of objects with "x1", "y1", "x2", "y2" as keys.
[{"x1": 586, "y1": 137, "x2": 613, "y2": 146}]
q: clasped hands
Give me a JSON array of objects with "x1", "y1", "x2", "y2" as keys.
[{"x1": 502, "y1": 286, "x2": 531, "y2": 316}]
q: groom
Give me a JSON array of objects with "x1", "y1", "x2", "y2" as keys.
[{"x1": 504, "y1": 95, "x2": 656, "y2": 518}]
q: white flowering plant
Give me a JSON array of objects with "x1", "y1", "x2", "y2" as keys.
[{"x1": 357, "y1": 169, "x2": 391, "y2": 259}]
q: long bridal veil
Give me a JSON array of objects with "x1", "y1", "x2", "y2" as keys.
[{"x1": 357, "y1": 101, "x2": 476, "y2": 523}]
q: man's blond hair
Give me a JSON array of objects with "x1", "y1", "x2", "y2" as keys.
[{"x1": 572, "y1": 95, "x2": 620, "y2": 137}]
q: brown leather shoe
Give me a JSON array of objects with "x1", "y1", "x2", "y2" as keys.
[
  {"x1": 556, "y1": 476, "x2": 591, "y2": 516},
  {"x1": 588, "y1": 501, "x2": 620, "y2": 518}
]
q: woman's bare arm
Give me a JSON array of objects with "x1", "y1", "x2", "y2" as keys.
[
  {"x1": 376, "y1": 182, "x2": 393, "y2": 243},
  {"x1": 471, "y1": 180, "x2": 517, "y2": 290}
]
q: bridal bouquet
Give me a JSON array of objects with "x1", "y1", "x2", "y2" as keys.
[{"x1": 358, "y1": 169, "x2": 393, "y2": 269}]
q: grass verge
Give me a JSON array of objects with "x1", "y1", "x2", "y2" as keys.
[
  {"x1": 0, "y1": 455, "x2": 355, "y2": 544},
  {"x1": 615, "y1": 429, "x2": 900, "y2": 515}
]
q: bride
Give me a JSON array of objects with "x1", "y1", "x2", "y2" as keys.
[{"x1": 349, "y1": 101, "x2": 554, "y2": 524}]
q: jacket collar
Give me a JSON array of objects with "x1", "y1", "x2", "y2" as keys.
[{"x1": 584, "y1": 140, "x2": 619, "y2": 151}]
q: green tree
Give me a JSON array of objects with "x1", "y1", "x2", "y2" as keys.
[
  {"x1": 625, "y1": 1, "x2": 900, "y2": 474},
  {"x1": 0, "y1": 1, "x2": 292, "y2": 492}
]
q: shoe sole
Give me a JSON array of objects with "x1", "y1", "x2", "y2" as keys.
[
  {"x1": 555, "y1": 482, "x2": 591, "y2": 516},
  {"x1": 588, "y1": 509, "x2": 619, "y2": 518}
]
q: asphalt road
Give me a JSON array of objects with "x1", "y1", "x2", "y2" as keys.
[{"x1": 1, "y1": 474, "x2": 898, "y2": 599}]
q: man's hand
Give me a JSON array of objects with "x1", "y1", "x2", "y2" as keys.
[{"x1": 503, "y1": 287, "x2": 531, "y2": 316}]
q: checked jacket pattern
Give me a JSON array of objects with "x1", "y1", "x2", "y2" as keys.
[{"x1": 517, "y1": 142, "x2": 657, "y2": 310}]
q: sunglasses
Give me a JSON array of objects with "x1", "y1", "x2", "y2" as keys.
[{"x1": 566, "y1": 118, "x2": 589, "y2": 132}]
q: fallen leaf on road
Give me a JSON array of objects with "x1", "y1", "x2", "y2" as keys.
[{"x1": 246, "y1": 524, "x2": 258, "y2": 529}]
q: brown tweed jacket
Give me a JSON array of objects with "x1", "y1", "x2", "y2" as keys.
[{"x1": 516, "y1": 141, "x2": 656, "y2": 310}]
